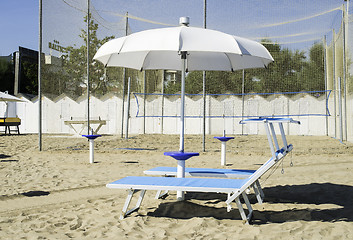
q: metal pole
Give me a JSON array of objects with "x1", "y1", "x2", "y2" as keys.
[
  {"x1": 342, "y1": 5, "x2": 347, "y2": 141},
  {"x1": 202, "y1": 0, "x2": 207, "y2": 152},
  {"x1": 332, "y1": 30, "x2": 337, "y2": 139},
  {"x1": 241, "y1": 69, "x2": 245, "y2": 135},
  {"x1": 179, "y1": 52, "x2": 187, "y2": 152},
  {"x1": 161, "y1": 70, "x2": 165, "y2": 134},
  {"x1": 121, "y1": 70, "x2": 126, "y2": 138},
  {"x1": 143, "y1": 71, "x2": 146, "y2": 134},
  {"x1": 338, "y1": 77, "x2": 343, "y2": 142},
  {"x1": 38, "y1": 0, "x2": 42, "y2": 151},
  {"x1": 125, "y1": 77, "x2": 131, "y2": 139},
  {"x1": 87, "y1": 0, "x2": 90, "y2": 135},
  {"x1": 121, "y1": 12, "x2": 128, "y2": 138},
  {"x1": 324, "y1": 36, "x2": 328, "y2": 136}
]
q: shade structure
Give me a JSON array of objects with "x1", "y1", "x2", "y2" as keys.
[
  {"x1": 0, "y1": 92, "x2": 25, "y2": 118},
  {"x1": 94, "y1": 22, "x2": 273, "y2": 152},
  {"x1": 0, "y1": 92, "x2": 25, "y2": 102},
  {"x1": 94, "y1": 25, "x2": 273, "y2": 72}
]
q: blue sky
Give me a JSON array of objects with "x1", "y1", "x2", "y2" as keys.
[
  {"x1": 0, "y1": 0, "x2": 350, "y2": 56},
  {"x1": 0, "y1": 1, "x2": 39, "y2": 55}
]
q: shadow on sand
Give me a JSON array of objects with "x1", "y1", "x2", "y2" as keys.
[{"x1": 146, "y1": 183, "x2": 353, "y2": 224}]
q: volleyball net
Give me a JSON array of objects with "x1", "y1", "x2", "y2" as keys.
[{"x1": 133, "y1": 90, "x2": 331, "y2": 119}]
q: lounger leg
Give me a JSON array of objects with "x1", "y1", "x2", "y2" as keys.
[
  {"x1": 120, "y1": 189, "x2": 146, "y2": 220},
  {"x1": 135, "y1": 190, "x2": 146, "y2": 210},
  {"x1": 264, "y1": 122, "x2": 276, "y2": 159},
  {"x1": 255, "y1": 180, "x2": 265, "y2": 199},
  {"x1": 242, "y1": 192, "x2": 253, "y2": 223},
  {"x1": 155, "y1": 190, "x2": 169, "y2": 199},
  {"x1": 253, "y1": 181, "x2": 264, "y2": 205},
  {"x1": 279, "y1": 123, "x2": 288, "y2": 152},
  {"x1": 227, "y1": 193, "x2": 232, "y2": 212},
  {"x1": 235, "y1": 197, "x2": 249, "y2": 225},
  {"x1": 269, "y1": 123, "x2": 280, "y2": 151}
]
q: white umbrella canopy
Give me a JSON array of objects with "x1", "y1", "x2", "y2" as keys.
[
  {"x1": 0, "y1": 92, "x2": 25, "y2": 118},
  {"x1": 0, "y1": 92, "x2": 25, "y2": 102},
  {"x1": 94, "y1": 25, "x2": 273, "y2": 71}
]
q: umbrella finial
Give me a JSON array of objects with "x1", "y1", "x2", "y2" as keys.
[{"x1": 179, "y1": 17, "x2": 190, "y2": 26}]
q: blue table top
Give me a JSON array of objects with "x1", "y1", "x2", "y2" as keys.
[
  {"x1": 214, "y1": 136, "x2": 234, "y2": 142},
  {"x1": 82, "y1": 134, "x2": 102, "y2": 140},
  {"x1": 164, "y1": 151, "x2": 199, "y2": 161}
]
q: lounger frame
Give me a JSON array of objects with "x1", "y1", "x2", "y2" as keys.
[{"x1": 107, "y1": 118, "x2": 299, "y2": 224}]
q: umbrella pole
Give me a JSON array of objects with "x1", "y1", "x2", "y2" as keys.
[
  {"x1": 177, "y1": 51, "x2": 187, "y2": 201},
  {"x1": 179, "y1": 52, "x2": 187, "y2": 153}
]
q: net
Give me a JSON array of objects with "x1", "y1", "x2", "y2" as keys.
[
  {"x1": 134, "y1": 91, "x2": 330, "y2": 119},
  {"x1": 38, "y1": 0, "x2": 353, "y2": 146}
]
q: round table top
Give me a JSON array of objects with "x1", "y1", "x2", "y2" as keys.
[
  {"x1": 82, "y1": 134, "x2": 102, "y2": 140},
  {"x1": 214, "y1": 136, "x2": 234, "y2": 142},
  {"x1": 164, "y1": 151, "x2": 199, "y2": 161}
]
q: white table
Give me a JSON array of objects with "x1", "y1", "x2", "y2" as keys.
[{"x1": 64, "y1": 119, "x2": 106, "y2": 135}]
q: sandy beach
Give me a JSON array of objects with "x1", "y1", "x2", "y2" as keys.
[{"x1": 1, "y1": 133, "x2": 353, "y2": 239}]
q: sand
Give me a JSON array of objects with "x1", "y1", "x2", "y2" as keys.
[{"x1": 0, "y1": 133, "x2": 353, "y2": 239}]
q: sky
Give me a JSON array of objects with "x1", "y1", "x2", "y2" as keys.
[
  {"x1": 0, "y1": 0, "x2": 350, "y2": 57},
  {"x1": 0, "y1": 1, "x2": 39, "y2": 56}
]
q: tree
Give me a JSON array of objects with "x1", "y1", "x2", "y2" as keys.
[
  {"x1": 0, "y1": 58, "x2": 14, "y2": 93},
  {"x1": 247, "y1": 41, "x2": 307, "y2": 93},
  {"x1": 62, "y1": 14, "x2": 116, "y2": 96},
  {"x1": 298, "y1": 42, "x2": 325, "y2": 91}
]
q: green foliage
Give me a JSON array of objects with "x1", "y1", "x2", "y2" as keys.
[
  {"x1": 61, "y1": 14, "x2": 116, "y2": 96},
  {"x1": 241, "y1": 41, "x2": 325, "y2": 94},
  {"x1": 298, "y1": 42, "x2": 325, "y2": 91},
  {"x1": 164, "y1": 40, "x2": 325, "y2": 95},
  {"x1": 0, "y1": 58, "x2": 14, "y2": 93},
  {"x1": 22, "y1": 61, "x2": 38, "y2": 94}
]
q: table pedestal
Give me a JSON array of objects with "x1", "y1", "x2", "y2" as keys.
[
  {"x1": 164, "y1": 151, "x2": 199, "y2": 201},
  {"x1": 82, "y1": 135, "x2": 101, "y2": 164},
  {"x1": 214, "y1": 137, "x2": 234, "y2": 166}
]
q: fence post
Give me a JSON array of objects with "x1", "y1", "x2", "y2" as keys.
[
  {"x1": 38, "y1": 0, "x2": 43, "y2": 151},
  {"x1": 241, "y1": 70, "x2": 245, "y2": 135},
  {"x1": 338, "y1": 77, "x2": 343, "y2": 142},
  {"x1": 332, "y1": 30, "x2": 337, "y2": 139},
  {"x1": 125, "y1": 77, "x2": 131, "y2": 139},
  {"x1": 161, "y1": 70, "x2": 165, "y2": 134},
  {"x1": 324, "y1": 36, "x2": 328, "y2": 136},
  {"x1": 143, "y1": 71, "x2": 146, "y2": 134}
]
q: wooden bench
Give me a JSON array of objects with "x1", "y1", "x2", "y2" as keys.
[{"x1": 0, "y1": 117, "x2": 21, "y2": 135}]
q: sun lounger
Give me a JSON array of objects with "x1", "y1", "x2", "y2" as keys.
[
  {"x1": 143, "y1": 117, "x2": 300, "y2": 204},
  {"x1": 143, "y1": 166, "x2": 264, "y2": 204},
  {"x1": 106, "y1": 118, "x2": 299, "y2": 224},
  {"x1": 107, "y1": 144, "x2": 292, "y2": 224},
  {"x1": 144, "y1": 167, "x2": 255, "y2": 178}
]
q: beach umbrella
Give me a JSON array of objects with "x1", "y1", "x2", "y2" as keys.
[
  {"x1": 94, "y1": 17, "x2": 273, "y2": 151},
  {"x1": 0, "y1": 92, "x2": 25, "y2": 118},
  {"x1": 93, "y1": 17, "x2": 273, "y2": 199},
  {"x1": 0, "y1": 92, "x2": 24, "y2": 102}
]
